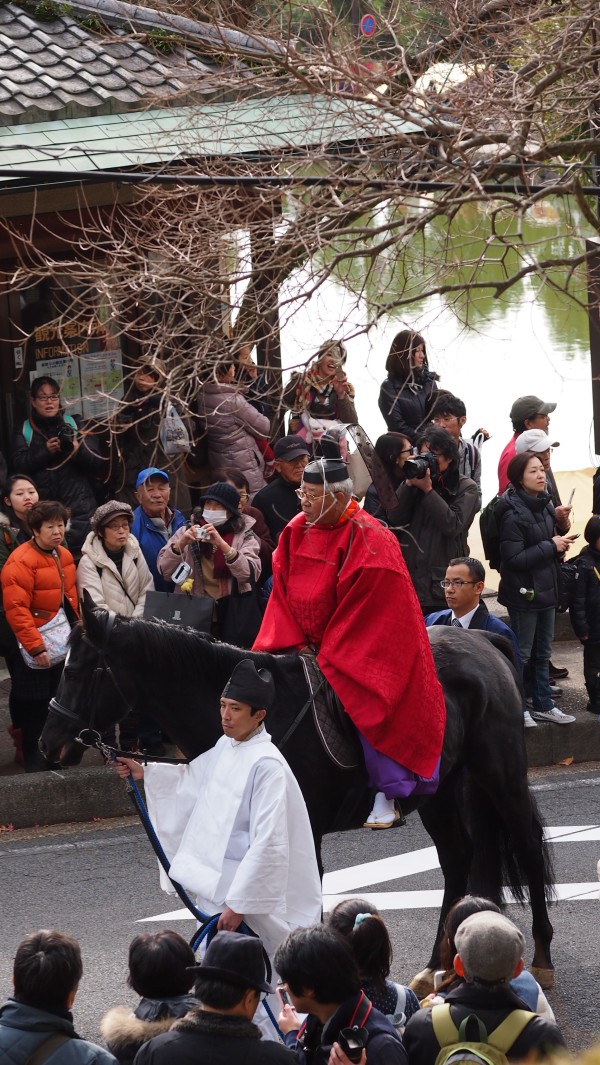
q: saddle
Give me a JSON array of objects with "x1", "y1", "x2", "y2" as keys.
[{"x1": 300, "y1": 653, "x2": 362, "y2": 769}]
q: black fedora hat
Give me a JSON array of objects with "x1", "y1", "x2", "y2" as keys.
[{"x1": 187, "y1": 931, "x2": 273, "y2": 994}]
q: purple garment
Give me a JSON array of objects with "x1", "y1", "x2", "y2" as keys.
[{"x1": 359, "y1": 734, "x2": 440, "y2": 799}]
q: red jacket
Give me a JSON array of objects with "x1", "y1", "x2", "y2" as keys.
[
  {"x1": 1, "y1": 540, "x2": 78, "y2": 654},
  {"x1": 254, "y1": 508, "x2": 445, "y2": 778}
]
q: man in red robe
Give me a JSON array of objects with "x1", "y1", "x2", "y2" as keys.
[{"x1": 253, "y1": 458, "x2": 446, "y2": 827}]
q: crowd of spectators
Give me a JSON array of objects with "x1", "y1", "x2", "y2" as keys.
[
  {"x1": 0, "y1": 329, "x2": 595, "y2": 760},
  {"x1": 0, "y1": 897, "x2": 568, "y2": 1064}
]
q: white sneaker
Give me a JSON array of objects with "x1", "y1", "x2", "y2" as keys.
[
  {"x1": 531, "y1": 706, "x2": 576, "y2": 725},
  {"x1": 523, "y1": 710, "x2": 537, "y2": 728}
]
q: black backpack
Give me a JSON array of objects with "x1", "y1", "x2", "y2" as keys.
[{"x1": 479, "y1": 495, "x2": 501, "y2": 571}]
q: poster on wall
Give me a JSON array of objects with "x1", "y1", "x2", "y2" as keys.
[{"x1": 30, "y1": 317, "x2": 124, "y2": 420}]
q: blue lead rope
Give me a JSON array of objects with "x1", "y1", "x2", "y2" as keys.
[{"x1": 122, "y1": 766, "x2": 283, "y2": 1039}]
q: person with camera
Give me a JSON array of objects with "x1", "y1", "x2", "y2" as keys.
[
  {"x1": 275, "y1": 924, "x2": 407, "y2": 1065},
  {"x1": 157, "y1": 481, "x2": 262, "y2": 643},
  {"x1": 11, "y1": 376, "x2": 106, "y2": 560},
  {"x1": 387, "y1": 427, "x2": 479, "y2": 615}
]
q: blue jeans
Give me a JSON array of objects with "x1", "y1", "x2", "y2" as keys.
[{"x1": 508, "y1": 608, "x2": 555, "y2": 712}]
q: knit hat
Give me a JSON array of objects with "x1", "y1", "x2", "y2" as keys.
[
  {"x1": 515, "y1": 429, "x2": 559, "y2": 454},
  {"x1": 454, "y1": 911, "x2": 524, "y2": 985},
  {"x1": 91, "y1": 500, "x2": 134, "y2": 533},
  {"x1": 187, "y1": 931, "x2": 273, "y2": 993},
  {"x1": 198, "y1": 482, "x2": 241, "y2": 515}
]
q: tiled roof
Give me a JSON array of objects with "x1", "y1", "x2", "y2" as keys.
[
  {"x1": 0, "y1": 95, "x2": 422, "y2": 181},
  {"x1": 0, "y1": 0, "x2": 278, "y2": 125}
]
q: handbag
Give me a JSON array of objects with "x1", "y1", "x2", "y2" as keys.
[
  {"x1": 215, "y1": 571, "x2": 263, "y2": 648},
  {"x1": 143, "y1": 590, "x2": 213, "y2": 632},
  {"x1": 19, "y1": 607, "x2": 72, "y2": 669}
]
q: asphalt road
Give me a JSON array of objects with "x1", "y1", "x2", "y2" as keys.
[{"x1": 1, "y1": 766, "x2": 600, "y2": 1052}]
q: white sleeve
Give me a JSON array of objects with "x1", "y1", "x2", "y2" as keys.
[
  {"x1": 144, "y1": 754, "x2": 211, "y2": 892},
  {"x1": 225, "y1": 759, "x2": 290, "y2": 916}
]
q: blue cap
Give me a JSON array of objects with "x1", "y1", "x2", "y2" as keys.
[{"x1": 135, "y1": 467, "x2": 169, "y2": 489}]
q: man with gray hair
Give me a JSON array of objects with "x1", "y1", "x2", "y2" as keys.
[
  {"x1": 253, "y1": 458, "x2": 446, "y2": 829},
  {"x1": 404, "y1": 912, "x2": 566, "y2": 1065}
]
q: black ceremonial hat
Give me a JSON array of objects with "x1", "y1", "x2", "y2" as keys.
[
  {"x1": 222, "y1": 660, "x2": 275, "y2": 709},
  {"x1": 302, "y1": 458, "x2": 349, "y2": 485}
]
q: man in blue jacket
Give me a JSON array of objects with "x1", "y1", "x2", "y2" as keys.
[
  {"x1": 0, "y1": 929, "x2": 117, "y2": 1064},
  {"x1": 131, "y1": 467, "x2": 186, "y2": 592},
  {"x1": 425, "y1": 557, "x2": 534, "y2": 727}
]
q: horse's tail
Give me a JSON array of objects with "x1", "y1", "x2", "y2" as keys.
[{"x1": 465, "y1": 776, "x2": 555, "y2": 906}]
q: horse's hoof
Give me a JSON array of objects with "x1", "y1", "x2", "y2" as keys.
[
  {"x1": 409, "y1": 968, "x2": 436, "y2": 998},
  {"x1": 530, "y1": 966, "x2": 555, "y2": 990}
]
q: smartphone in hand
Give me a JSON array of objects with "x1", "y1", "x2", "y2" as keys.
[{"x1": 276, "y1": 986, "x2": 291, "y2": 1009}]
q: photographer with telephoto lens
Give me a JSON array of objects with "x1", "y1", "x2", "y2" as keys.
[
  {"x1": 386, "y1": 427, "x2": 479, "y2": 615},
  {"x1": 10, "y1": 376, "x2": 106, "y2": 560}
]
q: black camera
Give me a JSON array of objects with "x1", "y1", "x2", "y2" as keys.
[
  {"x1": 338, "y1": 1026, "x2": 368, "y2": 1063},
  {"x1": 404, "y1": 451, "x2": 439, "y2": 480},
  {"x1": 56, "y1": 423, "x2": 75, "y2": 453}
]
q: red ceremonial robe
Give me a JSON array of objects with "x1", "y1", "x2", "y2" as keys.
[{"x1": 253, "y1": 508, "x2": 445, "y2": 778}]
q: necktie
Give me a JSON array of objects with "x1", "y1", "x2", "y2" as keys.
[{"x1": 451, "y1": 618, "x2": 462, "y2": 628}]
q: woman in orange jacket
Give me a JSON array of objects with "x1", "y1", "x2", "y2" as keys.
[{"x1": 1, "y1": 499, "x2": 78, "y2": 771}]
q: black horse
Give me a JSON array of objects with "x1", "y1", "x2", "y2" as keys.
[{"x1": 40, "y1": 592, "x2": 555, "y2": 990}]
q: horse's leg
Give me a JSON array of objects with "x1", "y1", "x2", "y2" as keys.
[
  {"x1": 467, "y1": 757, "x2": 554, "y2": 989},
  {"x1": 410, "y1": 771, "x2": 473, "y2": 997}
]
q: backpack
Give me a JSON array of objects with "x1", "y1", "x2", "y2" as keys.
[
  {"x1": 556, "y1": 559, "x2": 580, "y2": 613},
  {"x1": 432, "y1": 1004, "x2": 534, "y2": 1065},
  {"x1": 479, "y1": 495, "x2": 501, "y2": 571},
  {"x1": 23, "y1": 414, "x2": 78, "y2": 445}
]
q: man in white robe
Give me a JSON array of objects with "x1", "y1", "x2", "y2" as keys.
[{"x1": 114, "y1": 660, "x2": 322, "y2": 961}]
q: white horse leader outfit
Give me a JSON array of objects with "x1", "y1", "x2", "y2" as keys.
[{"x1": 144, "y1": 726, "x2": 322, "y2": 957}]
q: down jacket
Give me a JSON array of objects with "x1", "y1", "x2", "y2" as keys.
[
  {"x1": 157, "y1": 514, "x2": 261, "y2": 597},
  {"x1": 77, "y1": 533, "x2": 153, "y2": 617},
  {"x1": 378, "y1": 369, "x2": 438, "y2": 443},
  {"x1": 1, "y1": 539, "x2": 78, "y2": 655},
  {"x1": 496, "y1": 487, "x2": 560, "y2": 612},
  {"x1": 0, "y1": 998, "x2": 117, "y2": 1065},
  {"x1": 197, "y1": 382, "x2": 270, "y2": 498},
  {"x1": 570, "y1": 545, "x2": 600, "y2": 642}
]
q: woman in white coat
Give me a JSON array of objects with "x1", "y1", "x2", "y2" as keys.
[{"x1": 77, "y1": 500, "x2": 153, "y2": 617}]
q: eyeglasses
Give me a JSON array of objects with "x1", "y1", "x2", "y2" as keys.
[
  {"x1": 399, "y1": 448, "x2": 413, "y2": 455},
  {"x1": 35, "y1": 392, "x2": 59, "y2": 401},
  {"x1": 440, "y1": 579, "x2": 478, "y2": 589},
  {"x1": 295, "y1": 488, "x2": 325, "y2": 503}
]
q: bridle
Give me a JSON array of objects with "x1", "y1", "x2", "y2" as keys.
[{"x1": 47, "y1": 612, "x2": 134, "y2": 748}]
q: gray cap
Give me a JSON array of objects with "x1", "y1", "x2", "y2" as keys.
[
  {"x1": 91, "y1": 500, "x2": 134, "y2": 533},
  {"x1": 510, "y1": 395, "x2": 556, "y2": 424},
  {"x1": 454, "y1": 911, "x2": 524, "y2": 984}
]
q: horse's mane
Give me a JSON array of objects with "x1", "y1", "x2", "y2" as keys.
[{"x1": 75, "y1": 614, "x2": 292, "y2": 677}]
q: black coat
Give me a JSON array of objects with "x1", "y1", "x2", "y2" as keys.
[
  {"x1": 570, "y1": 545, "x2": 600, "y2": 641},
  {"x1": 378, "y1": 370, "x2": 438, "y2": 443},
  {"x1": 252, "y1": 475, "x2": 302, "y2": 541},
  {"x1": 11, "y1": 413, "x2": 105, "y2": 556},
  {"x1": 133, "y1": 1009, "x2": 294, "y2": 1065},
  {"x1": 403, "y1": 982, "x2": 566, "y2": 1065},
  {"x1": 496, "y1": 488, "x2": 560, "y2": 612},
  {"x1": 387, "y1": 469, "x2": 479, "y2": 611},
  {"x1": 285, "y1": 992, "x2": 407, "y2": 1065}
]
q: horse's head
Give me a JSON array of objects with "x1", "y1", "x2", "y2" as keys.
[{"x1": 39, "y1": 591, "x2": 137, "y2": 766}]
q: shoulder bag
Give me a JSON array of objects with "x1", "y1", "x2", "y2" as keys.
[{"x1": 215, "y1": 568, "x2": 263, "y2": 648}]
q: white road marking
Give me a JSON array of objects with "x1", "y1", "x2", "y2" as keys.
[{"x1": 137, "y1": 825, "x2": 600, "y2": 922}]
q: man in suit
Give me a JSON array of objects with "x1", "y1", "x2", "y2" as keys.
[{"x1": 425, "y1": 557, "x2": 534, "y2": 728}]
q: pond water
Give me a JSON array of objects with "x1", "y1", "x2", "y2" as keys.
[{"x1": 278, "y1": 198, "x2": 597, "y2": 505}]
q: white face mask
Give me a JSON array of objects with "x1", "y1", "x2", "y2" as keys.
[{"x1": 203, "y1": 508, "x2": 228, "y2": 527}]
